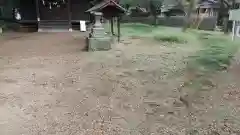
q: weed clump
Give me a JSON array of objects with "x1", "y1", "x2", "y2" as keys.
[{"x1": 154, "y1": 35, "x2": 187, "y2": 44}]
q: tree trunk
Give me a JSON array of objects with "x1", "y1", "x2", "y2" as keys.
[
  {"x1": 223, "y1": 17, "x2": 229, "y2": 34},
  {"x1": 182, "y1": 0, "x2": 195, "y2": 32},
  {"x1": 232, "y1": 0, "x2": 236, "y2": 9},
  {"x1": 217, "y1": 0, "x2": 224, "y2": 26}
]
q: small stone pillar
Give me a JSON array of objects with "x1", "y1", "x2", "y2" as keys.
[
  {"x1": 88, "y1": 12, "x2": 112, "y2": 51},
  {"x1": 91, "y1": 12, "x2": 105, "y2": 36}
]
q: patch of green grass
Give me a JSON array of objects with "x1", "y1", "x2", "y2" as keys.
[
  {"x1": 154, "y1": 35, "x2": 187, "y2": 44},
  {"x1": 187, "y1": 33, "x2": 239, "y2": 89},
  {"x1": 120, "y1": 23, "x2": 238, "y2": 72},
  {"x1": 118, "y1": 23, "x2": 240, "y2": 90},
  {"x1": 120, "y1": 23, "x2": 197, "y2": 45},
  {"x1": 152, "y1": 30, "x2": 199, "y2": 45},
  {"x1": 121, "y1": 23, "x2": 197, "y2": 45},
  {"x1": 189, "y1": 35, "x2": 238, "y2": 72},
  {"x1": 120, "y1": 23, "x2": 154, "y2": 37},
  {"x1": 121, "y1": 23, "x2": 154, "y2": 31}
]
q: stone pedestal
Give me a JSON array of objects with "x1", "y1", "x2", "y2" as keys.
[
  {"x1": 88, "y1": 37, "x2": 112, "y2": 51},
  {"x1": 88, "y1": 12, "x2": 112, "y2": 51}
]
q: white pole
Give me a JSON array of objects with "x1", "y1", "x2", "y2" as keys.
[{"x1": 232, "y1": 21, "x2": 236, "y2": 41}]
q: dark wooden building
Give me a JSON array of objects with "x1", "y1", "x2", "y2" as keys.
[{"x1": 0, "y1": 0, "x2": 102, "y2": 31}]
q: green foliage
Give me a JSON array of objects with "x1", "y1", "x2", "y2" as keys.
[
  {"x1": 120, "y1": 0, "x2": 134, "y2": 5},
  {"x1": 120, "y1": 0, "x2": 148, "y2": 7}
]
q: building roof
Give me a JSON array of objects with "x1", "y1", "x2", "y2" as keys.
[
  {"x1": 197, "y1": 0, "x2": 221, "y2": 8},
  {"x1": 86, "y1": 0, "x2": 126, "y2": 13},
  {"x1": 161, "y1": 0, "x2": 185, "y2": 12}
]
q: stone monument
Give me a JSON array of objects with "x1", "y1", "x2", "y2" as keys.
[{"x1": 88, "y1": 12, "x2": 112, "y2": 51}]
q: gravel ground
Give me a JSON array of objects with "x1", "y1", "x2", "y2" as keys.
[{"x1": 1, "y1": 32, "x2": 240, "y2": 135}]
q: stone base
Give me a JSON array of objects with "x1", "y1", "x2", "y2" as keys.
[
  {"x1": 88, "y1": 37, "x2": 112, "y2": 51},
  {"x1": 0, "y1": 27, "x2": 2, "y2": 33},
  {"x1": 18, "y1": 27, "x2": 37, "y2": 32},
  {"x1": 38, "y1": 28, "x2": 71, "y2": 32}
]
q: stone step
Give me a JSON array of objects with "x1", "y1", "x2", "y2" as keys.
[
  {"x1": 38, "y1": 28, "x2": 71, "y2": 32},
  {"x1": 38, "y1": 21, "x2": 70, "y2": 32}
]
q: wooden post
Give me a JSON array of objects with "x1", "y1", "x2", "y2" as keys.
[
  {"x1": 232, "y1": 20, "x2": 236, "y2": 41},
  {"x1": 117, "y1": 16, "x2": 120, "y2": 42},
  {"x1": 111, "y1": 18, "x2": 114, "y2": 35},
  {"x1": 35, "y1": 0, "x2": 40, "y2": 31},
  {"x1": 67, "y1": 0, "x2": 72, "y2": 31},
  {"x1": 223, "y1": 17, "x2": 228, "y2": 34}
]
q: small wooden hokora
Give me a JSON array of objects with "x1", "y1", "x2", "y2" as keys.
[{"x1": 86, "y1": 0, "x2": 126, "y2": 42}]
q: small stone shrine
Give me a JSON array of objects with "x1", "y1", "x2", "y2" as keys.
[
  {"x1": 86, "y1": 0, "x2": 126, "y2": 51},
  {"x1": 88, "y1": 12, "x2": 111, "y2": 51}
]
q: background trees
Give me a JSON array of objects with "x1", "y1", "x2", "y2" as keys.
[{"x1": 118, "y1": 0, "x2": 239, "y2": 32}]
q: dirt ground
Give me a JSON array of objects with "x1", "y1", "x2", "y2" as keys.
[{"x1": 1, "y1": 32, "x2": 240, "y2": 135}]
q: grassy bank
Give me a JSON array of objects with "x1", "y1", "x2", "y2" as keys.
[
  {"x1": 189, "y1": 32, "x2": 238, "y2": 72},
  {"x1": 186, "y1": 32, "x2": 239, "y2": 89},
  {"x1": 120, "y1": 23, "x2": 197, "y2": 44},
  {"x1": 120, "y1": 23, "x2": 240, "y2": 89}
]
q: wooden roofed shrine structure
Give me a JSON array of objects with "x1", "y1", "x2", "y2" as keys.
[
  {"x1": 86, "y1": 0, "x2": 126, "y2": 51},
  {"x1": 86, "y1": 0, "x2": 126, "y2": 41}
]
